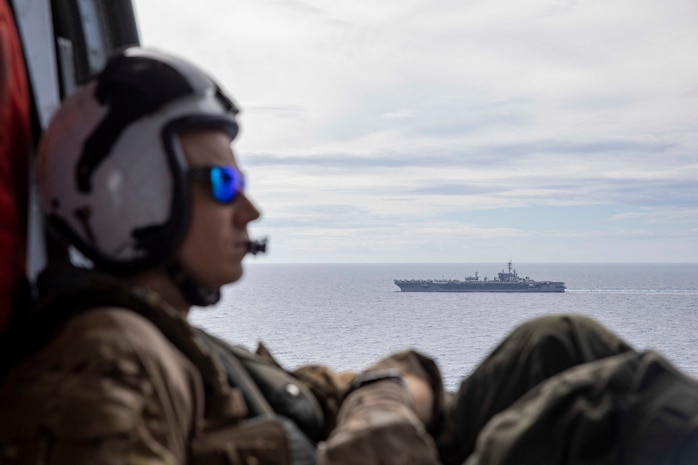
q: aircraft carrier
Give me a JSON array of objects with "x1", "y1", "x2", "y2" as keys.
[{"x1": 394, "y1": 261, "x2": 566, "y2": 293}]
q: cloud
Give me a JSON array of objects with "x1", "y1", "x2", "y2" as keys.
[
  {"x1": 610, "y1": 208, "x2": 698, "y2": 224},
  {"x1": 381, "y1": 110, "x2": 415, "y2": 120},
  {"x1": 134, "y1": 0, "x2": 698, "y2": 262}
]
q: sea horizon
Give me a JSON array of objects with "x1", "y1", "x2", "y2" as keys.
[{"x1": 193, "y1": 262, "x2": 698, "y2": 391}]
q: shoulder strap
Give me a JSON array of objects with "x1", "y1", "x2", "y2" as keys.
[
  {"x1": 196, "y1": 331, "x2": 325, "y2": 442},
  {"x1": 196, "y1": 331, "x2": 276, "y2": 417}
]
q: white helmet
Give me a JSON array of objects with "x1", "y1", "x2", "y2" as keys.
[{"x1": 38, "y1": 47, "x2": 240, "y2": 281}]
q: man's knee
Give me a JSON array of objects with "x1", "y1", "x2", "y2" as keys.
[
  {"x1": 470, "y1": 314, "x2": 624, "y2": 386},
  {"x1": 508, "y1": 314, "x2": 634, "y2": 368}
]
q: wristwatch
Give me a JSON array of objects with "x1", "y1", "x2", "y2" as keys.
[{"x1": 346, "y1": 369, "x2": 405, "y2": 397}]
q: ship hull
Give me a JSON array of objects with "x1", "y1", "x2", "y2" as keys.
[{"x1": 394, "y1": 281, "x2": 566, "y2": 293}]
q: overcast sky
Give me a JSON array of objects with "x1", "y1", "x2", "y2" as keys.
[{"x1": 132, "y1": 0, "x2": 698, "y2": 263}]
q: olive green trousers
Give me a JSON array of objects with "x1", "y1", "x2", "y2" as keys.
[{"x1": 435, "y1": 314, "x2": 698, "y2": 465}]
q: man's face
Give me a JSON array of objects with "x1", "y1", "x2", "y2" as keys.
[{"x1": 177, "y1": 129, "x2": 261, "y2": 289}]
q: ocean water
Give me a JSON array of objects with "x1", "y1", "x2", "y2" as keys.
[{"x1": 191, "y1": 263, "x2": 698, "y2": 391}]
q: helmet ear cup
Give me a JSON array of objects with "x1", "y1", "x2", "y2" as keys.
[{"x1": 38, "y1": 48, "x2": 239, "y2": 275}]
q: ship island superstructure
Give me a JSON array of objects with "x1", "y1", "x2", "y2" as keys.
[{"x1": 394, "y1": 261, "x2": 566, "y2": 293}]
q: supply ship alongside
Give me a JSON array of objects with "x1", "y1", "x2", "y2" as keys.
[{"x1": 394, "y1": 261, "x2": 566, "y2": 293}]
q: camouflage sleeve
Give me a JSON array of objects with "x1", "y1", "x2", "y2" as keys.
[
  {"x1": 0, "y1": 308, "x2": 203, "y2": 465},
  {"x1": 292, "y1": 349, "x2": 445, "y2": 439},
  {"x1": 365, "y1": 349, "x2": 446, "y2": 433}
]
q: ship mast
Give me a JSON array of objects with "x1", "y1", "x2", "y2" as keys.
[{"x1": 505, "y1": 260, "x2": 518, "y2": 281}]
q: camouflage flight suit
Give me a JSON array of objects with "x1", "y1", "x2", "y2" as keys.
[{"x1": 0, "y1": 275, "x2": 442, "y2": 465}]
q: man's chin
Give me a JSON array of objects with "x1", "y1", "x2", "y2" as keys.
[
  {"x1": 197, "y1": 264, "x2": 243, "y2": 290},
  {"x1": 225, "y1": 264, "x2": 244, "y2": 284}
]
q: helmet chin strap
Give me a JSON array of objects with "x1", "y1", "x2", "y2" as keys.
[{"x1": 164, "y1": 260, "x2": 221, "y2": 307}]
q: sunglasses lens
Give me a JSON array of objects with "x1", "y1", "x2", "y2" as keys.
[{"x1": 209, "y1": 166, "x2": 244, "y2": 203}]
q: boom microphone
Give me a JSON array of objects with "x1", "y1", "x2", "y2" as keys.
[{"x1": 247, "y1": 237, "x2": 268, "y2": 255}]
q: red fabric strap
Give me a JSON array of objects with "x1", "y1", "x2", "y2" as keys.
[{"x1": 0, "y1": 0, "x2": 31, "y2": 330}]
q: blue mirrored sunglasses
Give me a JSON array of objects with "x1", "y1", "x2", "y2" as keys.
[{"x1": 187, "y1": 165, "x2": 246, "y2": 204}]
